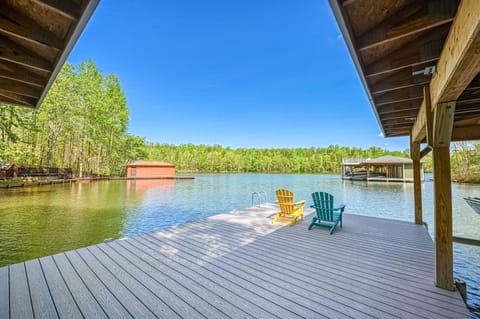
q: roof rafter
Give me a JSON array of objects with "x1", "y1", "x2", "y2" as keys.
[
  {"x1": 0, "y1": 78, "x2": 41, "y2": 98},
  {"x1": 0, "y1": 37, "x2": 52, "y2": 72},
  {"x1": 365, "y1": 26, "x2": 448, "y2": 78},
  {"x1": 370, "y1": 68, "x2": 431, "y2": 95},
  {"x1": 32, "y1": 0, "x2": 81, "y2": 21},
  {"x1": 0, "y1": 4, "x2": 63, "y2": 50},
  {"x1": 0, "y1": 60, "x2": 45, "y2": 87},
  {"x1": 412, "y1": 0, "x2": 480, "y2": 142},
  {"x1": 358, "y1": 0, "x2": 457, "y2": 51},
  {"x1": 0, "y1": 90, "x2": 36, "y2": 107}
]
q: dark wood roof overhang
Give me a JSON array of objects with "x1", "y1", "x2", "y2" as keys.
[
  {"x1": 329, "y1": 0, "x2": 480, "y2": 142},
  {"x1": 0, "y1": 0, "x2": 99, "y2": 108}
]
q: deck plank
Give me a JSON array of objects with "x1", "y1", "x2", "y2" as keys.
[
  {"x1": 107, "y1": 240, "x2": 229, "y2": 319},
  {"x1": 9, "y1": 263, "x2": 33, "y2": 319},
  {"x1": 52, "y1": 253, "x2": 107, "y2": 318},
  {"x1": 146, "y1": 230, "x2": 399, "y2": 319},
  {"x1": 0, "y1": 265, "x2": 9, "y2": 319},
  {"x1": 142, "y1": 233, "x2": 341, "y2": 319},
  {"x1": 39, "y1": 257, "x2": 83, "y2": 319},
  {"x1": 25, "y1": 259, "x2": 58, "y2": 319},
  {"x1": 118, "y1": 238, "x2": 252, "y2": 319},
  {"x1": 75, "y1": 247, "x2": 157, "y2": 319},
  {"x1": 161, "y1": 220, "x2": 466, "y2": 318},
  {"x1": 0, "y1": 204, "x2": 471, "y2": 318},
  {"x1": 96, "y1": 242, "x2": 202, "y2": 318},
  {"x1": 64, "y1": 250, "x2": 133, "y2": 319},
  {"x1": 130, "y1": 235, "x2": 280, "y2": 319},
  {"x1": 86, "y1": 245, "x2": 181, "y2": 319}
]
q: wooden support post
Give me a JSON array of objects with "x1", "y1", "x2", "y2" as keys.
[
  {"x1": 433, "y1": 146, "x2": 454, "y2": 290},
  {"x1": 410, "y1": 137, "x2": 422, "y2": 225}
]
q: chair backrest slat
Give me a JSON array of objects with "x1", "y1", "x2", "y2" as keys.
[
  {"x1": 276, "y1": 189, "x2": 294, "y2": 214},
  {"x1": 312, "y1": 191, "x2": 334, "y2": 221}
]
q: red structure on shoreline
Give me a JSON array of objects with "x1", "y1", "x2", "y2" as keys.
[{"x1": 126, "y1": 160, "x2": 176, "y2": 179}]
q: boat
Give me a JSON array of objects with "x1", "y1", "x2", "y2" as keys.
[{"x1": 464, "y1": 197, "x2": 480, "y2": 214}]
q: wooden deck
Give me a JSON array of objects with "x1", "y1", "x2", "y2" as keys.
[{"x1": 0, "y1": 204, "x2": 470, "y2": 318}]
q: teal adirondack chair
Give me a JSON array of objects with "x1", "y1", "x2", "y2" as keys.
[{"x1": 309, "y1": 192, "x2": 346, "y2": 234}]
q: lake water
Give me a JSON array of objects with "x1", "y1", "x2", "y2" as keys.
[{"x1": 0, "y1": 174, "x2": 479, "y2": 317}]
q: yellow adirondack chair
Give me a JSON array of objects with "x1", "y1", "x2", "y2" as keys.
[{"x1": 272, "y1": 189, "x2": 305, "y2": 226}]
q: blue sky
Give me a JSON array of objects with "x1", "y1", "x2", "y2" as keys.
[{"x1": 68, "y1": 0, "x2": 410, "y2": 151}]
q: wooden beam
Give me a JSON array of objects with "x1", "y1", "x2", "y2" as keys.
[
  {"x1": 432, "y1": 146, "x2": 454, "y2": 290},
  {"x1": 341, "y1": 0, "x2": 358, "y2": 6},
  {"x1": 412, "y1": 99, "x2": 427, "y2": 143},
  {"x1": 410, "y1": 136, "x2": 423, "y2": 225},
  {"x1": 365, "y1": 26, "x2": 447, "y2": 78},
  {"x1": 420, "y1": 146, "x2": 432, "y2": 159},
  {"x1": 413, "y1": 0, "x2": 480, "y2": 142},
  {"x1": 0, "y1": 78, "x2": 41, "y2": 98},
  {"x1": 380, "y1": 110, "x2": 418, "y2": 121},
  {"x1": 376, "y1": 96, "x2": 423, "y2": 107},
  {"x1": 452, "y1": 125, "x2": 480, "y2": 141},
  {"x1": 453, "y1": 236, "x2": 480, "y2": 246},
  {"x1": 374, "y1": 86, "x2": 424, "y2": 105},
  {"x1": 0, "y1": 60, "x2": 45, "y2": 87},
  {"x1": 357, "y1": 0, "x2": 457, "y2": 51},
  {"x1": 377, "y1": 101, "x2": 420, "y2": 115},
  {"x1": 0, "y1": 3, "x2": 63, "y2": 50},
  {"x1": 32, "y1": 0, "x2": 81, "y2": 21},
  {"x1": 387, "y1": 130, "x2": 412, "y2": 137},
  {"x1": 0, "y1": 37, "x2": 52, "y2": 72},
  {"x1": 433, "y1": 102, "x2": 456, "y2": 147},
  {"x1": 430, "y1": 0, "x2": 480, "y2": 104},
  {"x1": 424, "y1": 85, "x2": 434, "y2": 147},
  {"x1": 370, "y1": 68, "x2": 430, "y2": 95},
  {"x1": 0, "y1": 90, "x2": 36, "y2": 107}
]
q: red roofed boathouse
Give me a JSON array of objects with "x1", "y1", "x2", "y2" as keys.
[{"x1": 126, "y1": 161, "x2": 176, "y2": 179}]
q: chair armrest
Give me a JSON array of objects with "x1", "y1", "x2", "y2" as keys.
[
  {"x1": 294, "y1": 200, "x2": 306, "y2": 207},
  {"x1": 334, "y1": 204, "x2": 346, "y2": 213}
]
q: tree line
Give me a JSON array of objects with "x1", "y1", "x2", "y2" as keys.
[
  {"x1": 0, "y1": 60, "x2": 146, "y2": 176},
  {"x1": 0, "y1": 60, "x2": 479, "y2": 181},
  {"x1": 145, "y1": 143, "x2": 407, "y2": 174}
]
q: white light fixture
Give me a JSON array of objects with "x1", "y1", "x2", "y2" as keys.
[{"x1": 412, "y1": 65, "x2": 436, "y2": 76}]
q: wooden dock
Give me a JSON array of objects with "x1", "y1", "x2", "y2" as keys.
[{"x1": 0, "y1": 204, "x2": 470, "y2": 318}]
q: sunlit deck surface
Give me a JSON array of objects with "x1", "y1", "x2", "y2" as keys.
[{"x1": 0, "y1": 204, "x2": 470, "y2": 318}]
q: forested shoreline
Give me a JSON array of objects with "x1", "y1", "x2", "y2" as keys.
[{"x1": 0, "y1": 61, "x2": 479, "y2": 181}]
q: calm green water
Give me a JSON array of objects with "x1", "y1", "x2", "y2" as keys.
[{"x1": 0, "y1": 174, "x2": 479, "y2": 316}]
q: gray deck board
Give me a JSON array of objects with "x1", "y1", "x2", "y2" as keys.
[
  {"x1": 0, "y1": 266, "x2": 9, "y2": 318},
  {"x1": 64, "y1": 250, "x2": 133, "y2": 319},
  {"x1": 25, "y1": 259, "x2": 58, "y2": 319},
  {"x1": 118, "y1": 239, "x2": 251, "y2": 319},
  {"x1": 162, "y1": 219, "x2": 465, "y2": 318},
  {"x1": 39, "y1": 256, "x2": 83, "y2": 319},
  {"x1": 130, "y1": 235, "x2": 280, "y2": 319},
  {"x1": 9, "y1": 263, "x2": 34, "y2": 319},
  {"x1": 133, "y1": 234, "x2": 303, "y2": 319},
  {"x1": 75, "y1": 247, "x2": 157, "y2": 319},
  {"x1": 0, "y1": 204, "x2": 471, "y2": 318},
  {"x1": 53, "y1": 253, "x2": 107, "y2": 318},
  {"x1": 143, "y1": 232, "x2": 378, "y2": 319},
  {"x1": 108, "y1": 240, "x2": 227, "y2": 319},
  {"x1": 96, "y1": 242, "x2": 199, "y2": 318},
  {"x1": 86, "y1": 245, "x2": 180, "y2": 319}
]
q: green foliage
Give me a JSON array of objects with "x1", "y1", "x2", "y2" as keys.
[
  {"x1": 451, "y1": 142, "x2": 480, "y2": 183},
  {"x1": 0, "y1": 61, "x2": 145, "y2": 176},
  {"x1": 144, "y1": 143, "x2": 407, "y2": 174}
]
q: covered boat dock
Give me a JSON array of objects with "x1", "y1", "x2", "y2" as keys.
[
  {"x1": 330, "y1": 0, "x2": 480, "y2": 291},
  {"x1": 342, "y1": 155, "x2": 425, "y2": 182}
]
